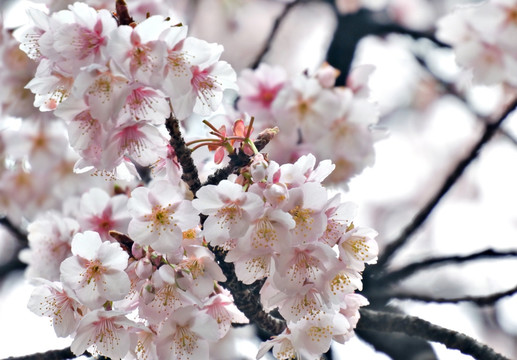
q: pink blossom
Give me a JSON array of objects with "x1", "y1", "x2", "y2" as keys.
[
  {"x1": 127, "y1": 180, "x2": 199, "y2": 255},
  {"x1": 24, "y1": 211, "x2": 79, "y2": 281},
  {"x1": 177, "y1": 245, "x2": 226, "y2": 299},
  {"x1": 71, "y1": 309, "x2": 138, "y2": 359},
  {"x1": 27, "y1": 279, "x2": 85, "y2": 337},
  {"x1": 237, "y1": 63, "x2": 287, "y2": 124},
  {"x1": 192, "y1": 179, "x2": 264, "y2": 248},
  {"x1": 139, "y1": 267, "x2": 198, "y2": 324},
  {"x1": 289, "y1": 312, "x2": 351, "y2": 358},
  {"x1": 78, "y1": 188, "x2": 131, "y2": 241},
  {"x1": 60, "y1": 231, "x2": 131, "y2": 308},
  {"x1": 155, "y1": 305, "x2": 219, "y2": 360},
  {"x1": 107, "y1": 16, "x2": 168, "y2": 87},
  {"x1": 203, "y1": 287, "x2": 248, "y2": 338},
  {"x1": 338, "y1": 226, "x2": 379, "y2": 271},
  {"x1": 52, "y1": 3, "x2": 116, "y2": 66}
]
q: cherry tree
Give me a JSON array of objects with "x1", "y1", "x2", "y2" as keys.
[{"x1": 0, "y1": 0, "x2": 516, "y2": 359}]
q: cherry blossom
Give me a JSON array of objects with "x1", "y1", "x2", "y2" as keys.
[
  {"x1": 60, "y1": 230, "x2": 131, "y2": 308},
  {"x1": 193, "y1": 179, "x2": 264, "y2": 248},
  {"x1": 127, "y1": 180, "x2": 198, "y2": 255},
  {"x1": 70, "y1": 309, "x2": 139, "y2": 359},
  {"x1": 155, "y1": 305, "x2": 219, "y2": 360},
  {"x1": 27, "y1": 279, "x2": 85, "y2": 337},
  {"x1": 77, "y1": 187, "x2": 130, "y2": 241}
]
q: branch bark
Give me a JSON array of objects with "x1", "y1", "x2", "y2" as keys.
[
  {"x1": 357, "y1": 309, "x2": 510, "y2": 360},
  {"x1": 375, "y1": 283, "x2": 517, "y2": 306}
]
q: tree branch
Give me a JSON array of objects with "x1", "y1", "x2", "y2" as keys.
[
  {"x1": 377, "y1": 249, "x2": 517, "y2": 284},
  {"x1": 165, "y1": 116, "x2": 284, "y2": 335},
  {"x1": 2, "y1": 347, "x2": 84, "y2": 360},
  {"x1": 165, "y1": 115, "x2": 203, "y2": 195},
  {"x1": 376, "y1": 97, "x2": 517, "y2": 267},
  {"x1": 376, "y1": 283, "x2": 517, "y2": 306},
  {"x1": 357, "y1": 309, "x2": 510, "y2": 360},
  {"x1": 203, "y1": 127, "x2": 278, "y2": 187},
  {"x1": 250, "y1": 0, "x2": 301, "y2": 69},
  {"x1": 0, "y1": 217, "x2": 27, "y2": 246}
]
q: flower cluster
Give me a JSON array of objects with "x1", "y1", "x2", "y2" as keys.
[
  {"x1": 237, "y1": 63, "x2": 383, "y2": 184},
  {"x1": 195, "y1": 154, "x2": 378, "y2": 359},
  {"x1": 6, "y1": 1, "x2": 382, "y2": 359},
  {"x1": 437, "y1": 0, "x2": 517, "y2": 86},
  {"x1": 16, "y1": 2, "x2": 237, "y2": 174}
]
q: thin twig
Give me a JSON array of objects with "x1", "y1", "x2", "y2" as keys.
[
  {"x1": 376, "y1": 283, "x2": 517, "y2": 306},
  {"x1": 203, "y1": 127, "x2": 278, "y2": 187},
  {"x1": 377, "y1": 249, "x2": 517, "y2": 284},
  {"x1": 377, "y1": 97, "x2": 517, "y2": 267},
  {"x1": 413, "y1": 52, "x2": 517, "y2": 146},
  {"x1": 357, "y1": 309, "x2": 510, "y2": 360},
  {"x1": 250, "y1": 0, "x2": 301, "y2": 69}
]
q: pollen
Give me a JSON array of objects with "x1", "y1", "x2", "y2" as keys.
[
  {"x1": 215, "y1": 204, "x2": 241, "y2": 228},
  {"x1": 251, "y1": 218, "x2": 277, "y2": 248},
  {"x1": 289, "y1": 206, "x2": 314, "y2": 238},
  {"x1": 144, "y1": 204, "x2": 176, "y2": 236},
  {"x1": 346, "y1": 237, "x2": 370, "y2": 261},
  {"x1": 83, "y1": 259, "x2": 106, "y2": 286}
]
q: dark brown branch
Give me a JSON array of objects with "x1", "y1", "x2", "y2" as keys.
[
  {"x1": 165, "y1": 115, "x2": 202, "y2": 195},
  {"x1": 377, "y1": 283, "x2": 517, "y2": 306},
  {"x1": 357, "y1": 309, "x2": 510, "y2": 360},
  {"x1": 165, "y1": 116, "x2": 284, "y2": 335},
  {"x1": 250, "y1": 0, "x2": 301, "y2": 69},
  {"x1": 115, "y1": 0, "x2": 134, "y2": 26},
  {"x1": 2, "y1": 347, "x2": 85, "y2": 360},
  {"x1": 377, "y1": 249, "x2": 517, "y2": 284},
  {"x1": 377, "y1": 97, "x2": 517, "y2": 267},
  {"x1": 372, "y1": 23, "x2": 449, "y2": 48}
]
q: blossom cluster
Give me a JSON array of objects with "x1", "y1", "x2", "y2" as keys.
[
  {"x1": 16, "y1": 1, "x2": 237, "y2": 174},
  {"x1": 195, "y1": 154, "x2": 378, "y2": 359},
  {"x1": 236, "y1": 63, "x2": 383, "y2": 184},
  {"x1": 24, "y1": 153, "x2": 378, "y2": 360},
  {"x1": 1, "y1": 1, "x2": 382, "y2": 359},
  {"x1": 437, "y1": 0, "x2": 517, "y2": 86}
]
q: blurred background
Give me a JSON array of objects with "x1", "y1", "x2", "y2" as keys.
[{"x1": 1, "y1": 0, "x2": 517, "y2": 359}]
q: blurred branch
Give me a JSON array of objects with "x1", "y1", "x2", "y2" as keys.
[
  {"x1": 378, "y1": 249, "x2": 517, "y2": 284},
  {"x1": 250, "y1": 0, "x2": 301, "y2": 69},
  {"x1": 3, "y1": 347, "x2": 80, "y2": 360},
  {"x1": 115, "y1": 0, "x2": 134, "y2": 26},
  {"x1": 0, "y1": 257, "x2": 26, "y2": 277},
  {"x1": 357, "y1": 309, "x2": 510, "y2": 360},
  {"x1": 0, "y1": 217, "x2": 27, "y2": 246},
  {"x1": 377, "y1": 283, "x2": 517, "y2": 306},
  {"x1": 413, "y1": 53, "x2": 517, "y2": 146},
  {"x1": 326, "y1": 7, "x2": 449, "y2": 85},
  {"x1": 371, "y1": 23, "x2": 448, "y2": 48},
  {"x1": 376, "y1": 96, "x2": 517, "y2": 268}
]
